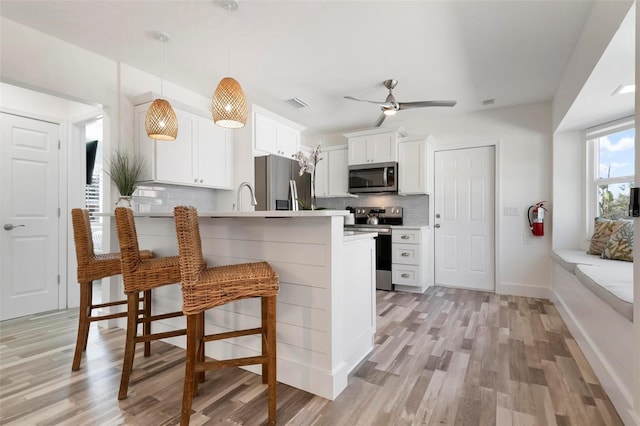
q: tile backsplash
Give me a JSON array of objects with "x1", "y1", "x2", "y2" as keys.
[
  {"x1": 134, "y1": 184, "x2": 217, "y2": 213},
  {"x1": 315, "y1": 194, "x2": 429, "y2": 226}
]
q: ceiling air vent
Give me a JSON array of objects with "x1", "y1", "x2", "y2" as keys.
[{"x1": 285, "y1": 97, "x2": 310, "y2": 109}]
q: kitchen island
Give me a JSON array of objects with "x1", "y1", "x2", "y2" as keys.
[{"x1": 104, "y1": 210, "x2": 376, "y2": 400}]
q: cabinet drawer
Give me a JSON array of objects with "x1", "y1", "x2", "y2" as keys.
[
  {"x1": 392, "y1": 264, "x2": 420, "y2": 286},
  {"x1": 392, "y1": 229, "x2": 421, "y2": 244},
  {"x1": 392, "y1": 243, "x2": 420, "y2": 264}
]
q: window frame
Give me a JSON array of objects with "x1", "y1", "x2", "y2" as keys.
[{"x1": 585, "y1": 116, "x2": 635, "y2": 238}]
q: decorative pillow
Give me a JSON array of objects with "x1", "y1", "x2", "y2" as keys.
[
  {"x1": 587, "y1": 217, "x2": 618, "y2": 255},
  {"x1": 602, "y1": 220, "x2": 633, "y2": 262}
]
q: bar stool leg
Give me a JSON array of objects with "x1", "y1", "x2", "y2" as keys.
[
  {"x1": 181, "y1": 314, "x2": 198, "y2": 426},
  {"x1": 266, "y1": 296, "x2": 277, "y2": 426},
  {"x1": 72, "y1": 281, "x2": 91, "y2": 371},
  {"x1": 197, "y1": 312, "x2": 205, "y2": 384},
  {"x1": 83, "y1": 282, "x2": 94, "y2": 351},
  {"x1": 143, "y1": 289, "x2": 152, "y2": 357},
  {"x1": 119, "y1": 292, "x2": 140, "y2": 400}
]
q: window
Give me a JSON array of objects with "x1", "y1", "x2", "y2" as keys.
[
  {"x1": 586, "y1": 118, "x2": 635, "y2": 226},
  {"x1": 84, "y1": 119, "x2": 104, "y2": 252}
]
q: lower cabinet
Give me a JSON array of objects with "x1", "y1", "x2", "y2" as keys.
[{"x1": 392, "y1": 227, "x2": 432, "y2": 293}]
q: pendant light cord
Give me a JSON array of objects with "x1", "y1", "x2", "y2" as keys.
[
  {"x1": 160, "y1": 38, "x2": 165, "y2": 97},
  {"x1": 226, "y1": 6, "x2": 230, "y2": 76}
]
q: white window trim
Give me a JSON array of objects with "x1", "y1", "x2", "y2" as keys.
[{"x1": 584, "y1": 116, "x2": 635, "y2": 239}]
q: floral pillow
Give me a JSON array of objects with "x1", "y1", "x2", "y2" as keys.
[
  {"x1": 602, "y1": 220, "x2": 633, "y2": 262},
  {"x1": 587, "y1": 217, "x2": 619, "y2": 255}
]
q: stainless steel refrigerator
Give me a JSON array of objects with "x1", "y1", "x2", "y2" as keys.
[{"x1": 254, "y1": 155, "x2": 311, "y2": 211}]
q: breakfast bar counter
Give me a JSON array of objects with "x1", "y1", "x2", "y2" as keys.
[{"x1": 104, "y1": 210, "x2": 376, "y2": 400}]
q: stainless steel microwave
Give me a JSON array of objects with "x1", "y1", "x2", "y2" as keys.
[{"x1": 348, "y1": 162, "x2": 398, "y2": 193}]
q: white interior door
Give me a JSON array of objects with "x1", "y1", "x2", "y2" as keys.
[
  {"x1": 1, "y1": 112, "x2": 60, "y2": 320},
  {"x1": 434, "y1": 146, "x2": 495, "y2": 291}
]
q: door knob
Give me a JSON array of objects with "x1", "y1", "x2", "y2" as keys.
[
  {"x1": 435, "y1": 214, "x2": 441, "y2": 218},
  {"x1": 435, "y1": 224, "x2": 441, "y2": 228},
  {"x1": 4, "y1": 224, "x2": 25, "y2": 230}
]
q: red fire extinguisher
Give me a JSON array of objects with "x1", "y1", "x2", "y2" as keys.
[{"x1": 528, "y1": 201, "x2": 547, "y2": 236}]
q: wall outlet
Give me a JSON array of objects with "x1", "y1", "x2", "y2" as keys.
[
  {"x1": 522, "y1": 234, "x2": 532, "y2": 245},
  {"x1": 504, "y1": 207, "x2": 519, "y2": 216}
]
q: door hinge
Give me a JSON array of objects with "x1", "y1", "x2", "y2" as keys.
[
  {"x1": 58, "y1": 140, "x2": 61, "y2": 150},
  {"x1": 57, "y1": 275, "x2": 61, "y2": 285},
  {"x1": 58, "y1": 207, "x2": 60, "y2": 217}
]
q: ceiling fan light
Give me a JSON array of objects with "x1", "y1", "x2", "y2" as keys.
[
  {"x1": 383, "y1": 109, "x2": 397, "y2": 116},
  {"x1": 212, "y1": 77, "x2": 248, "y2": 129},
  {"x1": 145, "y1": 98, "x2": 178, "y2": 141}
]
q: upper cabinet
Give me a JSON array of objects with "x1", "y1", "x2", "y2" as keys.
[
  {"x1": 314, "y1": 145, "x2": 350, "y2": 198},
  {"x1": 135, "y1": 102, "x2": 232, "y2": 190},
  {"x1": 253, "y1": 105, "x2": 304, "y2": 159},
  {"x1": 398, "y1": 137, "x2": 433, "y2": 195},
  {"x1": 344, "y1": 128, "x2": 403, "y2": 165}
]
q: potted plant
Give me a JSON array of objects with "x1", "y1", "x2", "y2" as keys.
[{"x1": 105, "y1": 149, "x2": 144, "y2": 209}]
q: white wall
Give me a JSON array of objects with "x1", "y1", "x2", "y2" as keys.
[
  {"x1": 552, "y1": 131, "x2": 586, "y2": 250},
  {"x1": 418, "y1": 102, "x2": 553, "y2": 297}
]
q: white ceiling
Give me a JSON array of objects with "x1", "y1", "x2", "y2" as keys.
[{"x1": 0, "y1": 0, "x2": 634, "y2": 135}]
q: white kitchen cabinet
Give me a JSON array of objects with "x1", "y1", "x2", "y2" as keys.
[
  {"x1": 253, "y1": 109, "x2": 301, "y2": 159},
  {"x1": 135, "y1": 102, "x2": 232, "y2": 189},
  {"x1": 315, "y1": 146, "x2": 351, "y2": 197},
  {"x1": 398, "y1": 137, "x2": 433, "y2": 195},
  {"x1": 344, "y1": 129, "x2": 402, "y2": 166},
  {"x1": 196, "y1": 117, "x2": 232, "y2": 189},
  {"x1": 392, "y1": 227, "x2": 431, "y2": 293}
]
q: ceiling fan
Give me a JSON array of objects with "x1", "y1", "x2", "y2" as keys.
[{"x1": 344, "y1": 79, "x2": 457, "y2": 127}]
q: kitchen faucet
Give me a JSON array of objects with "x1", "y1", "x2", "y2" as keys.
[{"x1": 236, "y1": 181, "x2": 258, "y2": 211}]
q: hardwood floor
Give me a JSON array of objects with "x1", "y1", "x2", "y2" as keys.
[{"x1": 0, "y1": 287, "x2": 622, "y2": 425}]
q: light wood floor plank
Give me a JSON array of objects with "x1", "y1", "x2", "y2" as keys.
[{"x1": 0, "y1": 287, "x2": 624, "y2": 425}]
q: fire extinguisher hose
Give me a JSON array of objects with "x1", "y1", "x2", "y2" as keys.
[{"x1": 527, "y1": 205, "x2": 534, "y2": 232}]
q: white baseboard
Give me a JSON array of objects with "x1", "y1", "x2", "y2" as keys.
[{"x1": 496, "y1": 282, "x2": 550, "y2": 299}]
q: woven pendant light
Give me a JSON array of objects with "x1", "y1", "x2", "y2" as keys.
[
  {"x1": 145, "y1": 99, "x2": 178, "y2": 140},
  {"x1": 212, "y1": 0, "x2": 247, "y2": 129},
  {"x1": 212, "y1": 77, "x2": 247, "y2": 129},
  {"x1": 145, "y1": 31, "x2": 178, "y2": 141}
]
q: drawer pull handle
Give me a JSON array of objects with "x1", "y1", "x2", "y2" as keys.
[
  {"x1": 401, "y1": 252, "x2": 410, "y2": 257},
  {"x1": 401, "y1": 235, "x2": 410, "y2": 239},
  {"x1": 401, "y1": 273, "x2": 410, "y2": 278}
]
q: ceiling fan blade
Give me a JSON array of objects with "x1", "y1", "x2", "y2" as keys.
[
  {"x1": 398, "y1": 100, "x2": 457, "y2": 110},
  {"x1": 344, "y1": 96, "x2": 393, "y2": 108},
  {"x1": 374, "y1": 113, "x2": 386, "y2": 127}
]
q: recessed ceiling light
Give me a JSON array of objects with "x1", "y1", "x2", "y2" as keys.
[{"x1": 612, "y1": 84, "x2": 635, "y2": 95}]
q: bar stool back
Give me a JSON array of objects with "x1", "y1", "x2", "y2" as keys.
[
  {"x1": 114, "y1": 207, "x2": 186, "y2": 400},
  {"x1": 70, "y1": 208, "x2": 152, "y2": 371},
  {"x1": 173, "y1": 206, "x2": 279, "y2": 426}
]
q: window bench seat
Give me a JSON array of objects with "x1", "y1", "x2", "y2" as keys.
[
  {"x1": 551, "y1": 249, "x2": 635, "y2": 424},
  {"x1": 551, "y1": 249, "x2": 633, "y2": 320}
]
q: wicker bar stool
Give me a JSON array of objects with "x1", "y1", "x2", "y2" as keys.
[
  {"x1": 70, "y1": 208, "x2": 153, "y2": 371},
  {"x1": 173, "y1": 206, "x2": 279, "y2": 426},
  {"x1": 114, "y1": 207, "x2": 186, "y2": 400}
]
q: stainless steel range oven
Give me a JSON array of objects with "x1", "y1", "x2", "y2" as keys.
[{"x1": 344, "y1": 206, "x2": 403, "y2": 290}]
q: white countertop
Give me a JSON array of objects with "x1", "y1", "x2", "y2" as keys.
[{"x1": 98, "y1": 209, "x2": 349, "y2": 218}]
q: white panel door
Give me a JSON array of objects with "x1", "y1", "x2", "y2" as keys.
[
  {"x1": 1, "y1": 113, "x2": 60, "y2": 320},
  {"x1": 434, "y1": 146, "x2": 494, "y2": 290}
]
